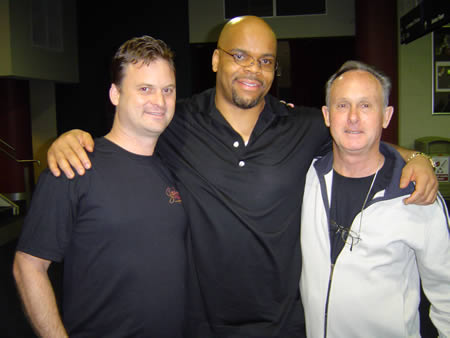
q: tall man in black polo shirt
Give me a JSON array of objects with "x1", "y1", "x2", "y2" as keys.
[{"x1": 46, "y1": 16, "x2": 438, "y2": 337}]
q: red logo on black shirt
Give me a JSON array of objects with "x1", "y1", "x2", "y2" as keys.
[{"x1": 166, "y1": 187, "x2": 182, "y2": 204}]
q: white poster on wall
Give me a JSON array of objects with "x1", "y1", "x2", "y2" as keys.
[{"x1": 433, "y1": 156, "x2": 449, "y2": 182}]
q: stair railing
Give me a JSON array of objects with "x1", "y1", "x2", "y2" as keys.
[{"x1": 0, "y1": 138, "x2": 40, "y2": 213}]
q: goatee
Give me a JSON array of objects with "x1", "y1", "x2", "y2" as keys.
[{"x1": 231, "y1": 88, "x2": 263, "y2": 109}]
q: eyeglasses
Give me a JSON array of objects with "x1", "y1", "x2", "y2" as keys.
[
  {"x1": 217, "y1": 47, "x2": 279, "y2": 73},
  {"x1": 330, "y1": 219, "x2": 361, "y2": 251}
]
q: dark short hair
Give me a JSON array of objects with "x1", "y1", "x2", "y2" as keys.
[
  {"x1": 325, "y1": 60, "x2": 391, "y2": 108},
  {"x1": 111, "y1": 35, "x2": 175, "y2": 87}
]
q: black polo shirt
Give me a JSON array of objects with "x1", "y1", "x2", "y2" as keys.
[{"x1": 157, "y1": 88, "x2": 331, "y2": 338}]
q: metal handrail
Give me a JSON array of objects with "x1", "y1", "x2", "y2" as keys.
[
  {"x1": 0, "y1": 137, "x2": 41, "y2": 213},
  {"x1": 0, "y1": 138, "x2": 40, "y2": 166},
  {"x1": 0, "y1": 138, "x2": 15, "y2": 151},
  {"x1": 0, "y1": 193, "x2": 19, "y2": 216}
]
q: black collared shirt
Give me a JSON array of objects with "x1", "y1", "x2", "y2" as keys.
[{"x1": 157, "y1": 88, "x2": 331, "y2": 337}]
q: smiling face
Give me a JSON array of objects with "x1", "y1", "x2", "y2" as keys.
[
  {"x1": 212, "y1": 16, "x2": 277, "y2": 111},
  {"x1": 109, "y1": 58, "x2": 176, "y2": 141},
  {"x1": 322, "y1": 70, "x2": 393, "y2": 158}
]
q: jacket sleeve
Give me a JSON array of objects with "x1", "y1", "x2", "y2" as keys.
[{"x1": 416, "y1": 194, "x2": 450, "y2": 337}]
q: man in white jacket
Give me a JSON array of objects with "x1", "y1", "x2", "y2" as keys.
[{"x1": 300, "y1": 60, "x2": 450, "y2": 337}]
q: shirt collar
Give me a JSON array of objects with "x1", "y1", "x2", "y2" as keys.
[{"x1": 207, "y1": 88, "x2": 290, "y2": 136}]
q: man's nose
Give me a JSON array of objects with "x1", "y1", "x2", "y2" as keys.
[
  {"x1": 244, "y1": 57, "x2": 262, "y2": 73},
  {"x1": 151, "y1": 90, "x2": 165, "y2": 107},
  {"x1": 348, "y1": 106, "x2": 360, "y2": 122}
]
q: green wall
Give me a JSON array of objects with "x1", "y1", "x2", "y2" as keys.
[
  {"x1": 1, "y1": 0, "x2": 78, "y2": 82},
  {"x1": 398, "y1": 33, "x2": 450, "y2": 149},
  {"x1": 188, "y1": 0, "x2": 355, "y2": 43},
  {"x1": 0, "y1": 0, "x2": 12, "y2": 75}
]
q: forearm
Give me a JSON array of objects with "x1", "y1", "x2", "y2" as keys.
[
  {"x1": 386, "y1": 142, "x2": 437, "y2": 204},
  {"x1": 386, "y1": 142, "x2": 415, "y2": 161},
  {"x1": 389, "y1": 142, "x2": 436, "y2": 169},
  {"x1": 13, "y1": 252, "x2": 68, "y2": 337}
]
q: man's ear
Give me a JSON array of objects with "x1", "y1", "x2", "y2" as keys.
[
  {"x1": 212, "y1": 49, "x2": 220, "y2": 73},
  {"x1": 382, "y1": 106, "x2": 394, "y2": 129},
  {"x1": 109, "y1": 84, "x2": 120, "y2": 106},
  {"x1": 321, "y1": 106, "x2": 330, "y2": 127}
]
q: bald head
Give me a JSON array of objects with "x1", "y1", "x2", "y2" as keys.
[
  {"x1": 212, "y1": 16, "x2": 278, "y2": 112},
  {"x1": 218, "y1": 16, "x2": 277, "y2": 52}
]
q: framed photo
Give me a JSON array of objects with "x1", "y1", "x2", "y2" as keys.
[
  {"x1": 433, "y1": 26, "x2": 450, "y2": 114},
  {"x1": 435, "y1": 62, "x2": 450, "y2": 92}
]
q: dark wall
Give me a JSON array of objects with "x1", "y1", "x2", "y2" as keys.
[
  {"x1": 289, "y1": 37, "x2": 355, "y2": 108},
  {"x1": 189, "y1": 37, "x2": 355, "y2": 110},
  {"x1": 190, "y1": 43, "x2": 217, "y2": 95},
  {"x1": 56, "y1": 1, "x2": 191, "y2": 137}
]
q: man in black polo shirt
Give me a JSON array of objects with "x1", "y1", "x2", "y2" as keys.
[{"x1": 46, "y1": 16, "x2": 437, "y2": 337}]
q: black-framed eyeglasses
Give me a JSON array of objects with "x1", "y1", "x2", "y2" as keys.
[
  {"x1": 330, "y1": 219, "x2": 361, "y2": 251},
  {"x1": 217, "y1": 47, "x2": 279, "y2": 74}
]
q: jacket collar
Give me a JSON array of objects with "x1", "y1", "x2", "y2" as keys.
[{"x1": 313, "y1": 142, "x2": 415, "y2": 201}]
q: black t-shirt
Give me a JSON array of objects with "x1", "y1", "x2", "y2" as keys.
[
  {"x1": 329, "y1": 155, "x2": 395, "y2": 263},
  {"x1": 157, "y1": 88, "x2": 331, "y2": 337},
  {"x1": 17, "y1": 138, "x2": 187, "y2": 338}
]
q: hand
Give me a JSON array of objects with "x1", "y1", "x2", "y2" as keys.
[
  {"x1": 400, "y1": 155, "x2": 438, "y2": 205},
  {"x1": 47, "y1": 129, "x2": 94, "y2": 179},
  {"x1": 279, "y1": 100, "x2": 294, "y2": 108}
]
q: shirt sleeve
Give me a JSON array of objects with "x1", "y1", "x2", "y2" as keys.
[
  {"x1": 315, "y1": 133, "x2": 332, "y2": 157},
  {"x1": 16, "y1": 169, "x2": 82, "y2": 262},
  {"x1": 302, "y1": 105, "x2": 332, "y2": 157},
  {"x1": 416, "y1": 195, "x2": 450, "y2": 336}
]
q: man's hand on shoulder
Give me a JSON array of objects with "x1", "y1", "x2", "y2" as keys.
[
  {"x1": 279, "y1": 100, "x2": 294, "y2": 108},
  {"x1": 400, "y1": 153, "x2": 438, "y2": 205},
  {"x1": 47, "y1": 129, "x2": 95, "y2": 179}
]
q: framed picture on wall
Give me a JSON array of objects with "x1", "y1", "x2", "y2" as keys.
[{"x1": 433, "y1": 26, "x2": 450, "y2": 114}]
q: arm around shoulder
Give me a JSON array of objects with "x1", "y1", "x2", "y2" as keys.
[
  {"x1": 47, "y1": 129, "x2": 95, "y2": 179},
  {"x1": 387, "y1": 143, "x2": 438, "y2": 205}
]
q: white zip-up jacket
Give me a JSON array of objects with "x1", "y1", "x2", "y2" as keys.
[{"x1": 300, "y1": 143, "x2": 450, "y2": 338}]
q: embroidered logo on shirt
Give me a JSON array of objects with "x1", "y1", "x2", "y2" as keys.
[{"x1": 166, "y1": 187, "x2": 182, "y2": 204}]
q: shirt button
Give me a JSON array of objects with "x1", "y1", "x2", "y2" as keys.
[
  {"x1": 238, "y1": 161, "x2": 245, "y2": 167},
  {"x1": 233, "y1": 141, "x2": 239, "y2": 148}
]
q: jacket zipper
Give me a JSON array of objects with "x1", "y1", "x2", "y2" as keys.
[{"x1": 323, "y1": 263, "x2": 336, "y2": 338}]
